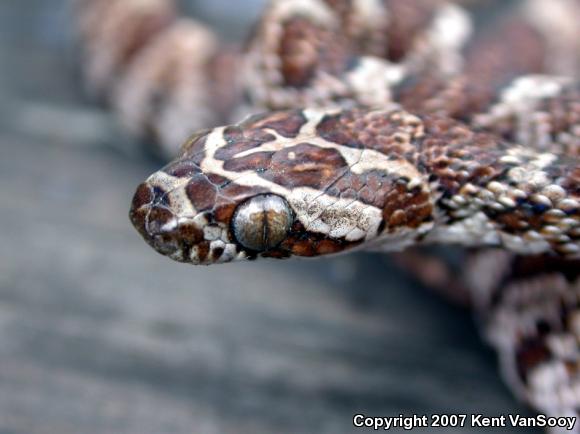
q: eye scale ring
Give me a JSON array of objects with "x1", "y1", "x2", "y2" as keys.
[{"x1": 232, "y1": 194, "x2": 293, "y2": 252}]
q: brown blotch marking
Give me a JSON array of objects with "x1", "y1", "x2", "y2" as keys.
[
  {"x1": 223, "y1": 151, "x2": 274, "y2": 173},
  {"x1": 169, "y1": 222, "x2": 205, "y2": 262},
  {"x1": 129, "y1": 184, "x2": 171, "y2": 238},
  {"x1": 358, "y1": 185, "x2": 376, "y2": 205},
  {"x1": 494, "y1": 210, "x2": 529, "y2": 233},
  {"x1": 334, "y1": 170, "x2": 393, "y2": 208},
  {"x1": 186, "y1": 175, "x2": 218, "y2": 212},
  {"x1": 382, "y1": 183, "x2": 433, "y2": 230},
  {"x1": 419, "y1": 115, "x2": 505, "y2": 195},
  {"x1": 516, "y1": 338, "x2": 551, "y2": 382},
  {"x1": 130, "y1": 208, "x2": 149, "y2": 239},
  {"x1": 261, "y1": 249, "x2": 292, "y2": 259},
  {"x1": 176, "y1": 222, "x2": 204, "y2": 245},
  {"x1": 213, "y1": 204, "x2": 237, "y2": 225},
  {"x1": 398, "y1": 19, "x2": 547, "y2": 123},
  {"x1": 196, "y1": 241, "x2": 210, "y2": 263},
  {"x1": 146, "y1": 206, "x2": 173, "y2": 234},
  {"x1": 316, "y1": 109, "x2": 422, "y2": 159},
  {"x1": 211, "y1": 246, "x2": 225, "y2": 261},
  {"x1": 241, "y1": 110, "x2": 308, "y2": 138},
  {"x1": 277, "y1": 222, "x2": 360, "y2": 257},
  {"x1": 509, "y1": 255, "x2": 580, "y2": 285},
  {"x1": 277, "y1": 17, "x2": 351, "y2": 87},
  {"x1": 205, "y1": 48, "x2": 242, "y2": 121},
  {"x1": 321, "y1": 0, "x2": 388, "y2": 56},
  {"x1": 397, "y1": 76, "x2": 499, "y2": 123},
  {"x1": 180, "y1": 132, "x2": 209, "y2": 165},
  {"x1": 262, "y1": 143, "x2": 349, "y2": 189},
  {"x1": 215, "y1": 126, "x2": 275, "y2": 160},
  {"x1": 329, "y1": 169, "x2": 433, "y2": 225},
  {"x1": 220, "y1": 183, "x2": 270, "y2": 202},
  {"x1": 383, "y1": 0, "x2": 437, "y2": 61},
  {"x1": 286, "y1": 239, "x2": 317, "y2": 257},
  {"x1": 206, "y1": 173, "x2": 230, "y2": 187},
  {"x1": 129, "y1": 183, "x2": 155, "y2": 239},
  {"x1": 119, "y1": 5, "x2": 175, "y2": 68},
  {"x1": 464, "y1": 19, "x2": 547, "y2": 90},
  {"x1": 315, "y1": 238, "x2": 352, "y2": 255},
  {"x1": 131, "y1": 183, "x2": 154, "y2": 211},
  {"x1": 162, "y1": 159, "x2": 202, "y2": 178}
]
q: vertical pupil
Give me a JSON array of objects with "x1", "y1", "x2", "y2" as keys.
[{"x1": 233, "y1": 194, "x2": 292, "y2": 251}]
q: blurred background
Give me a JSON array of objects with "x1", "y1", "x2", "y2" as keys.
[{"x1": 0, "y1": 1, "x2": 537, "y2": 433}]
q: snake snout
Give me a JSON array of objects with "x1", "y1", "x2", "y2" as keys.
[
  {"x1": 129, "y1": 181, "x2": 242, "y2": 264},
  {"x1": 129, "y1": 182, "x2": 181, "y2": 258}
]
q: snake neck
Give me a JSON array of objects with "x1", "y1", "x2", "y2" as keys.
[{"x1": 412, "y1": 114, "x2": 579, "y2": 256}]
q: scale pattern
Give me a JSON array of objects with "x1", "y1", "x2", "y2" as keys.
[{"x1": 76, "y1": 0, "x2": 580, "y2": 428}]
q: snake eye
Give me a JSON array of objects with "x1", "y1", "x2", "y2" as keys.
[{"x1": 232, "y1": 194, "x2": 293, "y2": 252}]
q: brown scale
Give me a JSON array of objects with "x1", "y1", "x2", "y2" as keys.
[
  {"x1": 315, "y1": 109, "x2": 423, "y2": 157},
  {"x1": 277, "y1": 17, "x2": 352, "y2": 87},
  {"x1": 261, "y1": 143, "x2": 349, "y2": 189},
  {"x1": 185, "y1": 175, "x2": 220, "y2": 212},
  {"x1": 214, "y1": 127, "x2": 276, "y2": 161},
  {"x1": 381, "y1": 182, "x2": 434, "y2": 230},
  {"x1": 204, "y1": 47, "x2": 243, "y2": 122},
  {"x1": 383, "y1": 0, "x2": 440, "y2": 62},
  {"x1": 527, "y1": 85, "x2": 580, "y2": 157},
  {"x1": 327, "y1": 169, "x2": 433, "y2": 230},
  {"x1": 128, "y1": 182, "x2": 185, "y2": 256},
  {"x1": 240, "y1": 110, "x2": 308, "y2": 138},
  {"x1": 223, "y1": 151, "x2": 274, "y2": 173},
  {"x1": 218, "y1": 136, "x2": 435, "y2": 229},
  {"x1": 418, "y1": 115, "x2": 507, "y2": 194},
  {"x1": 478, "y1": 254, "x2": 580, "y2": 382},
  {"x1": 463, "y1": 18, "x2": 547, "y2": 88},
  {"x1": 129, "y1": 182, "x2": 155, "y2": 239},
  {"x1": 396, "y1": 76, "x2": 497, "y2": 123},
  {"x1": 515, "y1": 338, "x2": 553, "y2": 383},
  {"x1": 275, "y1": 221, "x2": 361, "y2": 257},
  {"x1": 161, "y1": 159, "x2": 203, "y2": 178},
  {"x1": 180, "y1": 132, "x2": 210, "y2": 164},
  {"x1": 78, "y1": 0, "x2": 177, "y2": 96},
  {"x1": 562, "y1": 166, "x2": 580, "y2": 197},
  {"x1": 320, "y1": 0, "x2": 389, "y2": 56},
  {"x1": 269, "y1": 0, "x2": 449, "y2": 93},
  {"x1": 397, "y1": 16, "x2": 549, "y2": 121}
]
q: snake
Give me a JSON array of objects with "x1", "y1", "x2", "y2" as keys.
[{"x1": 75, "y1": 0, "x2": 580, "y2": 428}]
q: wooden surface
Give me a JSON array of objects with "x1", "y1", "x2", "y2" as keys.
[{"x1": 0, "y1": 1, "x2": 536, "y2": 433}]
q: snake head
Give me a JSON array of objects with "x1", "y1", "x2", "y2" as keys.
[{"x1": 129, "y1": 108, "x2": 433, "y2": 264}]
